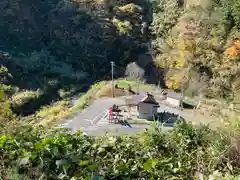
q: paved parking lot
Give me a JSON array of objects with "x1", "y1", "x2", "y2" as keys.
[{"x1": 58, "y1": 96, "x2": 193, "y2": 135}]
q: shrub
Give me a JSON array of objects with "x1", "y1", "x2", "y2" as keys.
[
  {"x1": 118, "y1": 3, "x2": 142, "y2": 14},
  {"x1": 112, "y1": 18, "x2": 133, "y2": 35},
  {"x1": 11, "y1": 90, "x2": 41, "y2": 107},
  {"x1": 0, "y1": 86, "x2": 15, "y2": 120},
  {"x1": 1, "y1": 120, "x2": 240, "y2": 179}
]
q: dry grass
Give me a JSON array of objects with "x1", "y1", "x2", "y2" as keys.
[
  {"x1": 95, "y1": 84, "x2": 127, "y2": 98},
  {"x1": 184, "y1": 95, "x2": 240, "y2": 121},
  {"x1": 34, "y1": 100, "x2": 71, "y2": 127},
  {"x1": 11, "y1": 90, "x2": 41, "y2": 107},
  {"x1": 70, "y1": 81, "x2": 108, "y2": 113},
  {"x1": 25, "y1": 81, "x2": 110, "y2": 127}
]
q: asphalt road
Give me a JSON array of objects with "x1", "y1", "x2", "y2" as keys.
[
  {"x1": 59, "y1": 97, "x2": 126, "y2": 133},
  {"x1": 58, "y1": 96, "x2": 192, "y2": 135},
  {"x1": 82, "y1": 124, "x2": 151, "y2": 136}
]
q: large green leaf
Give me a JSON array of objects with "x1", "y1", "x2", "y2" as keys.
[
  {"x1": 0, "y1": 136, "x2": 8, "y2": 148},
  {"x1": 79, "y1": 160, "x2": 89, "y2": 166},
  {"x1": 143, "y1": 158, "x2": 158, "y2": 172}
]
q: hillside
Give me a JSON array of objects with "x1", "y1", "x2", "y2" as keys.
[
  {"x1": 1, "y1": 0, "x2": 240, "y2": 178},
  {"x1": 1, "y1": 0, "x2": 240, "y2": 119},
  {"x1": 0, "y1": 0, "x2": 153, "y2": 116},
  {"x1": 151, "y1": 0, "x2": 240, "y2": 101}
]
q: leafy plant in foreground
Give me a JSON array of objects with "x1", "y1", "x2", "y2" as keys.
[{"x1": 0, "y1": 121, "x2": 240, "y2": 179}]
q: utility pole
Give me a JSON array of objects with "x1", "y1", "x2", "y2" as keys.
[
  {"x1": 181, "y1": 83, "x2": 183, "y2": 110},
  {"x1": 137, "y1": 79, "x2": 140, "y2": 94},
  {"x1": 111, "y1": 61, "x2": 115, "y2": 97},
  {"x1": 137, "y1": 72, "x2": 140, "y2": 94},
  {"x1": 180, "y1": 76, "x2": 185, "y2": 111}
]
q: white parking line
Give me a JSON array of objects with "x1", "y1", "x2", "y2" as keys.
[{"x1": 92, "y1": 111, "x2": 107, "y2": 125}]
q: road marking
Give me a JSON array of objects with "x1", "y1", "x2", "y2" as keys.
[
  {"x1": 84, "y1": 119, "x2": 96, "y2": 126},
  {"x1": 92, "y1": 111, "x2": 107, "y2": 125}
]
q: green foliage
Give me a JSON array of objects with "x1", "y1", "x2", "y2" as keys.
[
  {"x1": 151, "y1": 0, "x2": 183, "y2": 55},
  {"x1": 0, "y1": 167, "x2": 30, "y2": 180},
  {"x1": 117, "y1": 80, "x2": 137, "y2": 88},
  {"x1": 0, "y1": 0, "x2": 149, "y2": 80},
  {"x1": 11, "y1": 90, "x2": 41, "y2": 107},
  {"x1": 0, "y1": 85, "x2": 15, "y2": 121},
  {"x1": 0, "y1": 65, "x2": 11, "y2": 84},
  {"x1": 0, "y1": 99, "x2": 15, "y2": 123},
  {"x1": 0, "y1": 121, "x2": 240, "y2": 179},
  {"x1": 0, "y1": 0, "x2": 152, "y2": 117},
  {"x1": 112, "y1": 18, "x2": 133, "y2": 35}
]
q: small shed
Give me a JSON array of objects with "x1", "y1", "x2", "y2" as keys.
[
  {"x1": 165, "y1": 91, "x2": 182, "y2": 108},
  {"x1": 125, "y1": 93, "x2": 159, "y2": 119}
]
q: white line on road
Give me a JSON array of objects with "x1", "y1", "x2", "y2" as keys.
[
  {"x1": 84, "y1": 119, "x2": 97, "y2": 126},
  {"x1": 92, "y1": 111, "x2": 107, "y2": 125}
]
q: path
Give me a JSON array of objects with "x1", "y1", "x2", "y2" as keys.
[{"x1": 59, "y1": 97, "x2": 126, "y2": 133}]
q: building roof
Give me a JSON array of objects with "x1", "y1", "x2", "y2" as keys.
[{"x1": 125, "y1": 93, "x2": 159, "y2": 105}]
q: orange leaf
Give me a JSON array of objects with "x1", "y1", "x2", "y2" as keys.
[{"x1": 227, "y1": 46, "x2": 238, "y2": 57}]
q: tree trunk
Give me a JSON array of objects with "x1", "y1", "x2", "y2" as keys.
[{"x1": 196, "y1": 93, "x2": 202, "y2": 109}]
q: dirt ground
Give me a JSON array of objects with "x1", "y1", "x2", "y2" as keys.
[{"x1": 95, "y1": 85, "x2": 125, "y2": 98}]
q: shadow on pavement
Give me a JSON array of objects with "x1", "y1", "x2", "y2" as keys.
[
  {"x1": 152, "y1": 112, "x2": 185, "y2": 127},
  {"x1": 118, "y1": 120, "x2": 132, "y2": 128},
  {"x1": 183, "y1": 102, "x2": 196, "y2": 109}
]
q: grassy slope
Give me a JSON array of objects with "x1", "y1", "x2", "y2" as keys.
[
  {"x1": 117, "y1": 79, "x2": 160, "y2": 92},
  {"x1": 70, "y1": 81, "x2": 108, "y2": 113},
  {"x1": 28, "y1": 81, "x2": 107, "y2": 127}
]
